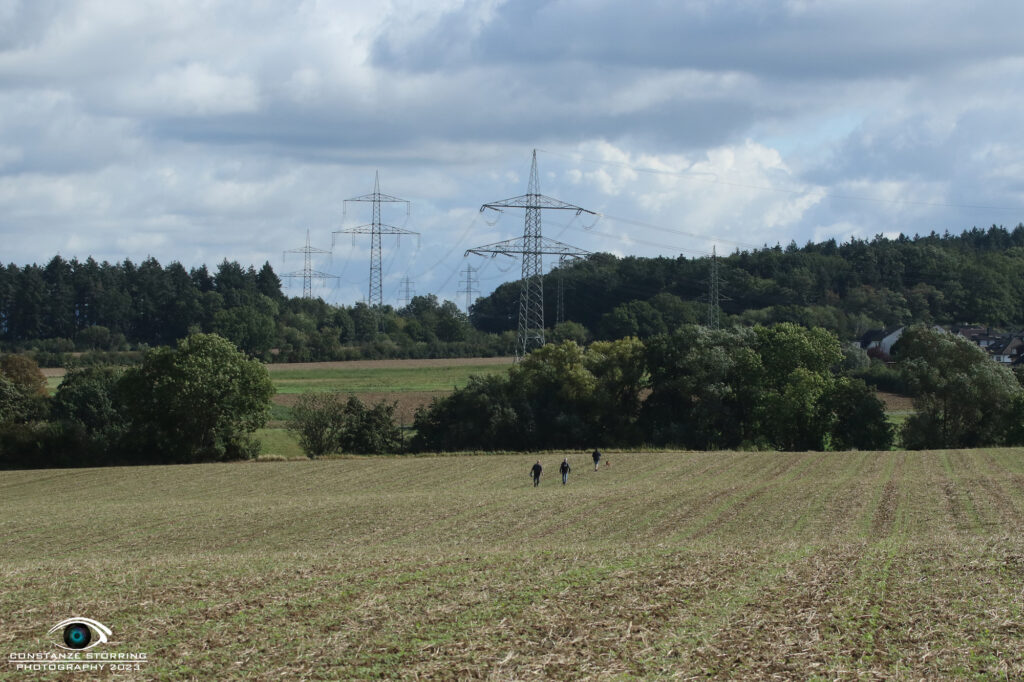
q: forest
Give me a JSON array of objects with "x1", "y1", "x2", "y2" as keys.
[
  {"x1": 476, "y1": 224, "x2": 1024, "y2": 341},
  {"x1": 3, "y1": 224, "x2": 1024, "y2": 364},
  {"x1": 0, "y1": 257, "x2": 508, "y2": 362}
]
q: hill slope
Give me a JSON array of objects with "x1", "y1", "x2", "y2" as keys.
[{"x1": 2, "y1": 449, "x2": 1023, "y2": 678}]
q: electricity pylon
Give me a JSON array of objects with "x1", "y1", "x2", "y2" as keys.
[
  {"x1": 333, "y1": 172, "x2": 419, "y2": 308},
  {"x1": 706, "y1": 246, "x2": 730, "y2": 329},
  {"x1": 466, "y1": 150, "x2": 593, "y2": 360},
  {"x1": 398, "y1": 275, "x2": 415, "y2": 308},
  {"x1": 555, "y1": 254, "x2": 582, "y2": 325},
  {"x1": 457, "y1": 263, "x2": 480, "y2": 313},
  {"x1": 282, "y1": 230, "x2": 336, "y2": 299}
]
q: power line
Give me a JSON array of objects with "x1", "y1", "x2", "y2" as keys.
[{"x1": 537, "y1": 148, "x2": 1022, "y2": 213}]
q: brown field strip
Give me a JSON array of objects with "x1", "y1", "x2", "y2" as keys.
[
  {"x1": 37, "y1": 356, "x2": 515, "y2": 380},
  {"x1": 264, "y1": 357, "x2": 514, "y2": 372}
]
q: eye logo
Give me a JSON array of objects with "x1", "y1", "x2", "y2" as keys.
[{"x1": 47, "y1": 618, "x2": 112, "y2": 651}]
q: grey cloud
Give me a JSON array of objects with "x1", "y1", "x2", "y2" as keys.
[
  {"x1": 371, "y1": 1, "x2": 1024, "y2": 81},
  {"x1": 0, "y1": 0, "x2": 61, "y2": 51},
  {"x1": 2, "y1": 0, "x2": 1023, "y2": 296}
]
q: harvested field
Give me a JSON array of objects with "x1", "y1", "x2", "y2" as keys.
[
  {"x1": 877, "y1": 391, "x2": 915, "y2": 412},
  {"x1": 269, "y1": 363, "x2": 506, "y2": 395},
  {"x1": 2, "y1": 448, "x2": 1024, "y2": 679},
  {"x1": 265, "y1": 357, "x2": 514, "y2": 372},
  {"x1": 38, "y1": 356, "x2": 514, "y2": 380},
  {"x1": 272, "y1": 390, "x2": 446, "y2": 424}
]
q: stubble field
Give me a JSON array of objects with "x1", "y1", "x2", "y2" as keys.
[
  {"x1": 2, "y1": 448, "x2": 1024, "y2": 679},
  {"x1": 265, "y1": 357, "x2": 513, "y2": 428}
]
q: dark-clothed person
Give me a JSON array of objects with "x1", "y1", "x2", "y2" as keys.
[
  {"x1": 592, "y1": 449, "x2": 602, "y2": 471},
  {"x1": 560, "y1": 458, "x2": 571, "y2": 485},
  {"x1": 531, "y1": 461, "x2": 542, "y2": 487}
]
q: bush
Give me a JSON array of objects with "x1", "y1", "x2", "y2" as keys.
[
  {"x1": 288, "y1": 393, "x2": 401, "y2": 457},
  {"x1": 287, "y1": 393, "x2": 349, "y2": 458}
]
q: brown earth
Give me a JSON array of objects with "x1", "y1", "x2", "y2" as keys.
[
  {"x1": 264, "y1": 356, "x2": 514, "y2": 372},
  {"x1": 39, "y1": 356, "x2": 514, "y2": 379},
  {"x1": 272, "y1": 390, "x2": 444, "y2": 424},
  {"x1": 877, "y1": 391, "x2": 914, "y2": 411}
]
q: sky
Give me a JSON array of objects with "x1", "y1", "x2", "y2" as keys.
[{"x1": 3, "y1": 0, "x2": 1024, "y2": 306}]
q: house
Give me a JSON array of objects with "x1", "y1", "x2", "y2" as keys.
[
  {"x1": 862, "y1": 325, "x2": 945, "y2": 357},
  {"x1": 859, "y1": 328, "x2": 888, "y2": 351},
  {"x1": 956, "y1": 326, "x2": 1003, "y2": 348},
  {"x1": 952, "y1": 326, "x2": 1024, "y2": 364},
  {"x1": 989, "y1": 335, "x2": 1024, "y2": 364}
]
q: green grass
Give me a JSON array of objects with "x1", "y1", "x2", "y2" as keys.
[
  {"x1": 269, "y1": 364, "x2": 506, "y2": 394},
  {"x1": 886, "y1": 410, "x2": 913, "y2": 427},
  {"x1": 3, "y1": 448, "x2": 1024, "y2": 679},
  {"x1": 253, "y1": 428, "x2": 305, "y2": 459},
  {"x1": 268, "y1": 403, "x2": 292, "y2": 422}
]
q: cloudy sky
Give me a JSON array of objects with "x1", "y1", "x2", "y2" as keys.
[{"x1": 3, "y1": 0, "x2": 1024, "y2": 305}]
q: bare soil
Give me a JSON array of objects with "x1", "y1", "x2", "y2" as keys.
[
  {"x1": 877, "y1": 391, "x2": 914, "y2": 411},
  {"x1": 265, "y1": 356, "x2": 514, "y2": 372},
  {"x1": 39, "y1": 356, "x2": 514, "y2": 379},
  {"x1": 273, "y1": 390, "x2": 444, "y2": 423}
]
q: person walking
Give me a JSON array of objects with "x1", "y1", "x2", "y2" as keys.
[
  {"x1": 531, "y1": 460, "x2": 543, "y2": 487},
  {"x1": 592, "y1": 448, "x2": 602, "y2": 471},
  {"x1": 559, "y1": 457, "x2": 571, "y2": 485}
]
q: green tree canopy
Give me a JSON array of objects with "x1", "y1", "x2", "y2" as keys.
[
  {"x1": 118, "y1": 333, "x2": 274, "y2": 462},
  {"x1": 896, "y1": 326, "x2": 1021, "y2": 448}
]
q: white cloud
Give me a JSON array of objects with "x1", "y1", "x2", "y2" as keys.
[
  {"x1": 0, "y1": 0, "x2": 1023, "y2": 307},
  {"x1": 125, "y1": 63, "x2": 261, "y2": 116}
]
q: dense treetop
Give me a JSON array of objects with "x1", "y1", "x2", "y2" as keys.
[
  {"x1": 474, "y1": 224, "x2": 1024, "y2": 340},
  {"x1": 3, "y1": 225, "x2": 1024, "y2": 362}
]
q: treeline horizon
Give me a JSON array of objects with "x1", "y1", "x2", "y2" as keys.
[
  {"x1": 476, "y1": 223, "x2": 1024, "y2": 340},
  {"x1": 0, "y1": 256, "x2": 512, "y2": 362},
  {"x1": 4, "y1": 224, "x2": 1024, "y2": 362}
]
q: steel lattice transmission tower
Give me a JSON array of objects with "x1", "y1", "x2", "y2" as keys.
[
  {"x1": 707, "y1": 246, "x2": 723, "y2": 329},
  {"x1": 282, "y1": 230, "x2": 337, "y2": 299},
  {"x1": 333, "y1": 172, "x2": 419, "y2": 308},
  {"x1": 554, "y1": 254, "x2": 582, "y2": 325},
  {"x1": 467, "y1": 150, "x2": 593, "y2": 360},
  {"x1": 457, "y1": 263, "x2": 480, "y2": 314},
  {"x1": 398, "y1": 275, "x2": 415, "y2": 308}
]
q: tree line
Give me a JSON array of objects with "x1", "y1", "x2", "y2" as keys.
[
  {"x1": 4, "y1": 325, "x2": 1023, "y2": 467},
  {"x1": 410, "y1": 324, "x2": 893, "y2": 453},
  {"x1": 472, "y1": 224, "x2": 1024, "y2": 342},
  {"x1": 409, "y1": 324, "x2": 1024, "y2": 454},
  {"x1": 0, "y1": 334, "x2": 274, "y2": 468},
  {"x1": 0, "y1": 256, "x2": 512, "y2": 362},
  {"x1": 5, "y1": 225, "x2": 1024, "y2": 368}
]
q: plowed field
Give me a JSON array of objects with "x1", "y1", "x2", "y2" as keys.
[{"x1": 3, "y1": 449, "x2": 1023, "y2": 679}]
